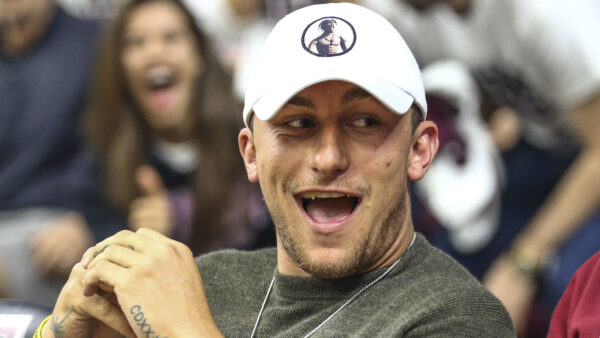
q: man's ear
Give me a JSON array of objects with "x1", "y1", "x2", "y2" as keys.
[
  {"x1": 238, "y1": 127, "x2": 259, "y2": 183},
  {"x1": 407, "y1": 121, "x2": 439, "y2": 181}
]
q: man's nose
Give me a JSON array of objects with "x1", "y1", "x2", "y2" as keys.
[{"x1": 310, "y1": 127, "x2": 350, "y2": 178}]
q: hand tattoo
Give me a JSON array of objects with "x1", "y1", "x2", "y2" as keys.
[
  {"x1": 130, "y1": 305, "x2": 168, "y2": 338},
  {"x1": 50, "y1": 307, "x2": 74, "y2": 338},
  {"x1": 93, "y1": 245, "x2": 110, "y2": 258}
]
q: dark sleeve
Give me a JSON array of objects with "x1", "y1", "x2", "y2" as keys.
[
  {"x1": 60, "y1": 150, "x2": 126, "y2": 242},
  {"x1": 53, "y1": 14, "x2": 123, "y2": 241}
]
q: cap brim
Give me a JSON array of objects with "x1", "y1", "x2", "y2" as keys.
[{"x1": 246, "y1": 69, "x2": 416, "y2": 125}]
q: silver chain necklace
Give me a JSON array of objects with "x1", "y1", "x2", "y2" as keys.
[{"x1": 250, "y1": 233, "x2": 416, "y2": 338}]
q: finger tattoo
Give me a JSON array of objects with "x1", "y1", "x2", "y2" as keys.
[{"x1": 93, "y1": 245, "x2": 110, "y2": 258}]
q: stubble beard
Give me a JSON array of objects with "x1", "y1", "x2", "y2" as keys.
[{"x1": 266, "y1": 179, "x2": 408, "y2": 279}]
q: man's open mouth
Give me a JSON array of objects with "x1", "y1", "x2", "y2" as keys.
[{"x1": 299, "y1": 192, "x2": 360, "y2": 224}]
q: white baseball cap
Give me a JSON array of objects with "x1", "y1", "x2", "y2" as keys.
[{"x1": 242, "y1": 2, "x2": 427, "y2": 126}]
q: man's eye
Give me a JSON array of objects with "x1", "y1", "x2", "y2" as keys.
[
  {"x1": 352, "y1": 117, "x2": 379, "y2": 127},
  {"x1": 287, "y1": 118, "x2": 315, "y2": 128}
]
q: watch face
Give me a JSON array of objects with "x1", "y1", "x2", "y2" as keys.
[{"x1": 301, "y1": 16, "x2": 356, "y2": 57}]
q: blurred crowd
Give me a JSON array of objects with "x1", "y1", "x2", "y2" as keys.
[{"x1": 0, "y1": 0, "x2": 599, "y2": 336}]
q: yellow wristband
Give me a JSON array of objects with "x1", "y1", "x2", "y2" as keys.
[{"x1": 33, "y1": 315, "x2": 52, "y2": 338}]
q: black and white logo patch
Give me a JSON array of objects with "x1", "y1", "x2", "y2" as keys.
[{"x1": 301, "y1": 16, "x2": 356, "y2": 57}]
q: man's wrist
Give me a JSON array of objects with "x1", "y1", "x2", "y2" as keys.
[{"x1": 34, "y1": 315, "x2": 53, "y2": 338}]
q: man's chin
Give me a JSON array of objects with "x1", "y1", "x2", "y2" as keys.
[
  {"x1": 296, "y1": 249, "x2": 361, "y2": 279},
  {"x1": 303, "y1": 266, "x2": 354, "y2": 279}
]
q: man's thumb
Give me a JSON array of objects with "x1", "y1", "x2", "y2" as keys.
[{"x1": 135, "y1": 165, "x2": 165, "y2": 196}]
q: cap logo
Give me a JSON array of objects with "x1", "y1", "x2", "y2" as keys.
[{"x1": 301, "y1": 16, "x2": 356, "y2": 57}]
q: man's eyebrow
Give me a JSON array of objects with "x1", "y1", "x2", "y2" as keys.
[
  {"x1": 285, "y1": 96, "x2": 316, "y2": 109},
  {"x1": 341, "y1": 87, "x2": 374, "y2": 104}
]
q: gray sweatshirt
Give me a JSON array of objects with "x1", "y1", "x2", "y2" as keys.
[{"x1": 196, "y1": 233, "x2": 516, "y2": 337}]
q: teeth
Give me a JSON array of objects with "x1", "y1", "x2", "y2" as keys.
[
  {"x1": 301, "y1": 192, "x2": 351, "y2": 199},
  {"x1": 145, "y1": 66, "x2": 175, "y2": 89},
  {"x1": 149, "y1": 76, "x2": 170, "y2": 87}
]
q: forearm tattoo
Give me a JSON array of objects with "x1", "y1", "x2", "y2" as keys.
[
  {"x1": 50, "y1": 307, "x2": 74, "y2": 338},
  {"x1": 130, "y1": 305, "x2": 168, "y2": 338}
]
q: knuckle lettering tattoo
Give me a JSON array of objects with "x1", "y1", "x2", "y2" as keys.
[{"x1": 130, "y1": 305, "x2": 167, "y2": 338}]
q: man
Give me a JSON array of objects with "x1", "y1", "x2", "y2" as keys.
[
  {"x1": 38, "y1": 3, "x2": 515, "y2": 337},
  {"x1": 0, "y1": 0, "x2": 122, "y2": 303},
  {"x1": 362, "y1": 0, "x2": 600, "y2": 333},
  {"x1": 308, "y1": 18, "x2": 348, "y2": 56}
]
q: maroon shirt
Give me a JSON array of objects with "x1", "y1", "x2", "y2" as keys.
[{"x1": 548, "y1": 251, "x2": 600, "y2": 338}]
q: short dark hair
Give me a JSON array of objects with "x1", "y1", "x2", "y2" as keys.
[
  {"x1": 410, "y1": 105, "x2": 424, "y2": 133},
  {"x1": 248, "y1": 113, "x2": 255, "y2": 133}
]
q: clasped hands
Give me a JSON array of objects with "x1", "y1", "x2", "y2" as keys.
[{"x1": 44, "y1": 228, "x2": 222, "y2": 338}]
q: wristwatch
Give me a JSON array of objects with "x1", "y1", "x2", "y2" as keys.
[{"x1": 509, "y1": 248, "x2": 547, "y2": 279}]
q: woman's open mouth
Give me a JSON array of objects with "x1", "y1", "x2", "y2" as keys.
[{"x1": 144, "y1": 65, "x2": 179, "y2": 112}]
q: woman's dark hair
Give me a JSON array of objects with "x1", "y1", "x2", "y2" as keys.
[{"x1": 84, "y1": 0, "x2": 244, "y2": 253}]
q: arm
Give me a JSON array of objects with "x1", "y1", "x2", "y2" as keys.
[
  {"x1": 484, "y1": 93, "x2": 600, "y2": 332},
  {"x1": 309, "y1": 39, "x2": 319, "y2": 54},
  {"x1": 510, "y1": 93, "x2": 600, "y2": 264},
  {"x1": 40, "y1": 262, "x2": 134, "y2": 338},
  {"x1": 81, "y1": 228, "x2": 224, "y2": 337}
]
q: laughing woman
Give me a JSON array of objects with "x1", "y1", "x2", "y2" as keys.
[{"x1": 84, "y1": 0, "x2": 273, "y2": 253}]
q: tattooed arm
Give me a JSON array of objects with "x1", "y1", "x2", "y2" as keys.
[
  {"x1": 41, "y1": 261, "x2": 135, "y2": 338},
  {"x1": 128, "y1": 305, "x2": 168, "y2": 338},
  {"x1": 48, "y1": 307, "x2": 72, "y2": 338},
  {"x1": 80, "y1": 229, "x2": 223, "y2": 337}
]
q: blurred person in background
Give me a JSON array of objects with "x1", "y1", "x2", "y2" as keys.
[
  {"x1": 363, "y1": 0, "x2": 600, "y2": 335},
  {"x1": 57, "y1": 0, "x2": 124, "y2": 19},
  {"x1": 547, "y1": 250, "x2": 600, "y2": 338},
  {"x1": 0, "y1": 0, "x2": 122, "y2": 303},
  {"x1": 83, "y1": 0, "x2": 274, "y2": 254},
  {"x1": 188, "y1": 0, "x2": 358, "y2": 100},
  {"x1": 182, "y1": 0, "x2": 355, "y2": 74},
  {"x1": 181, "y1": 0, "x2": 264, "y2": 72},
  {"x1": 414, "y1": 60, "x2": 505, "y2": 256}
]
